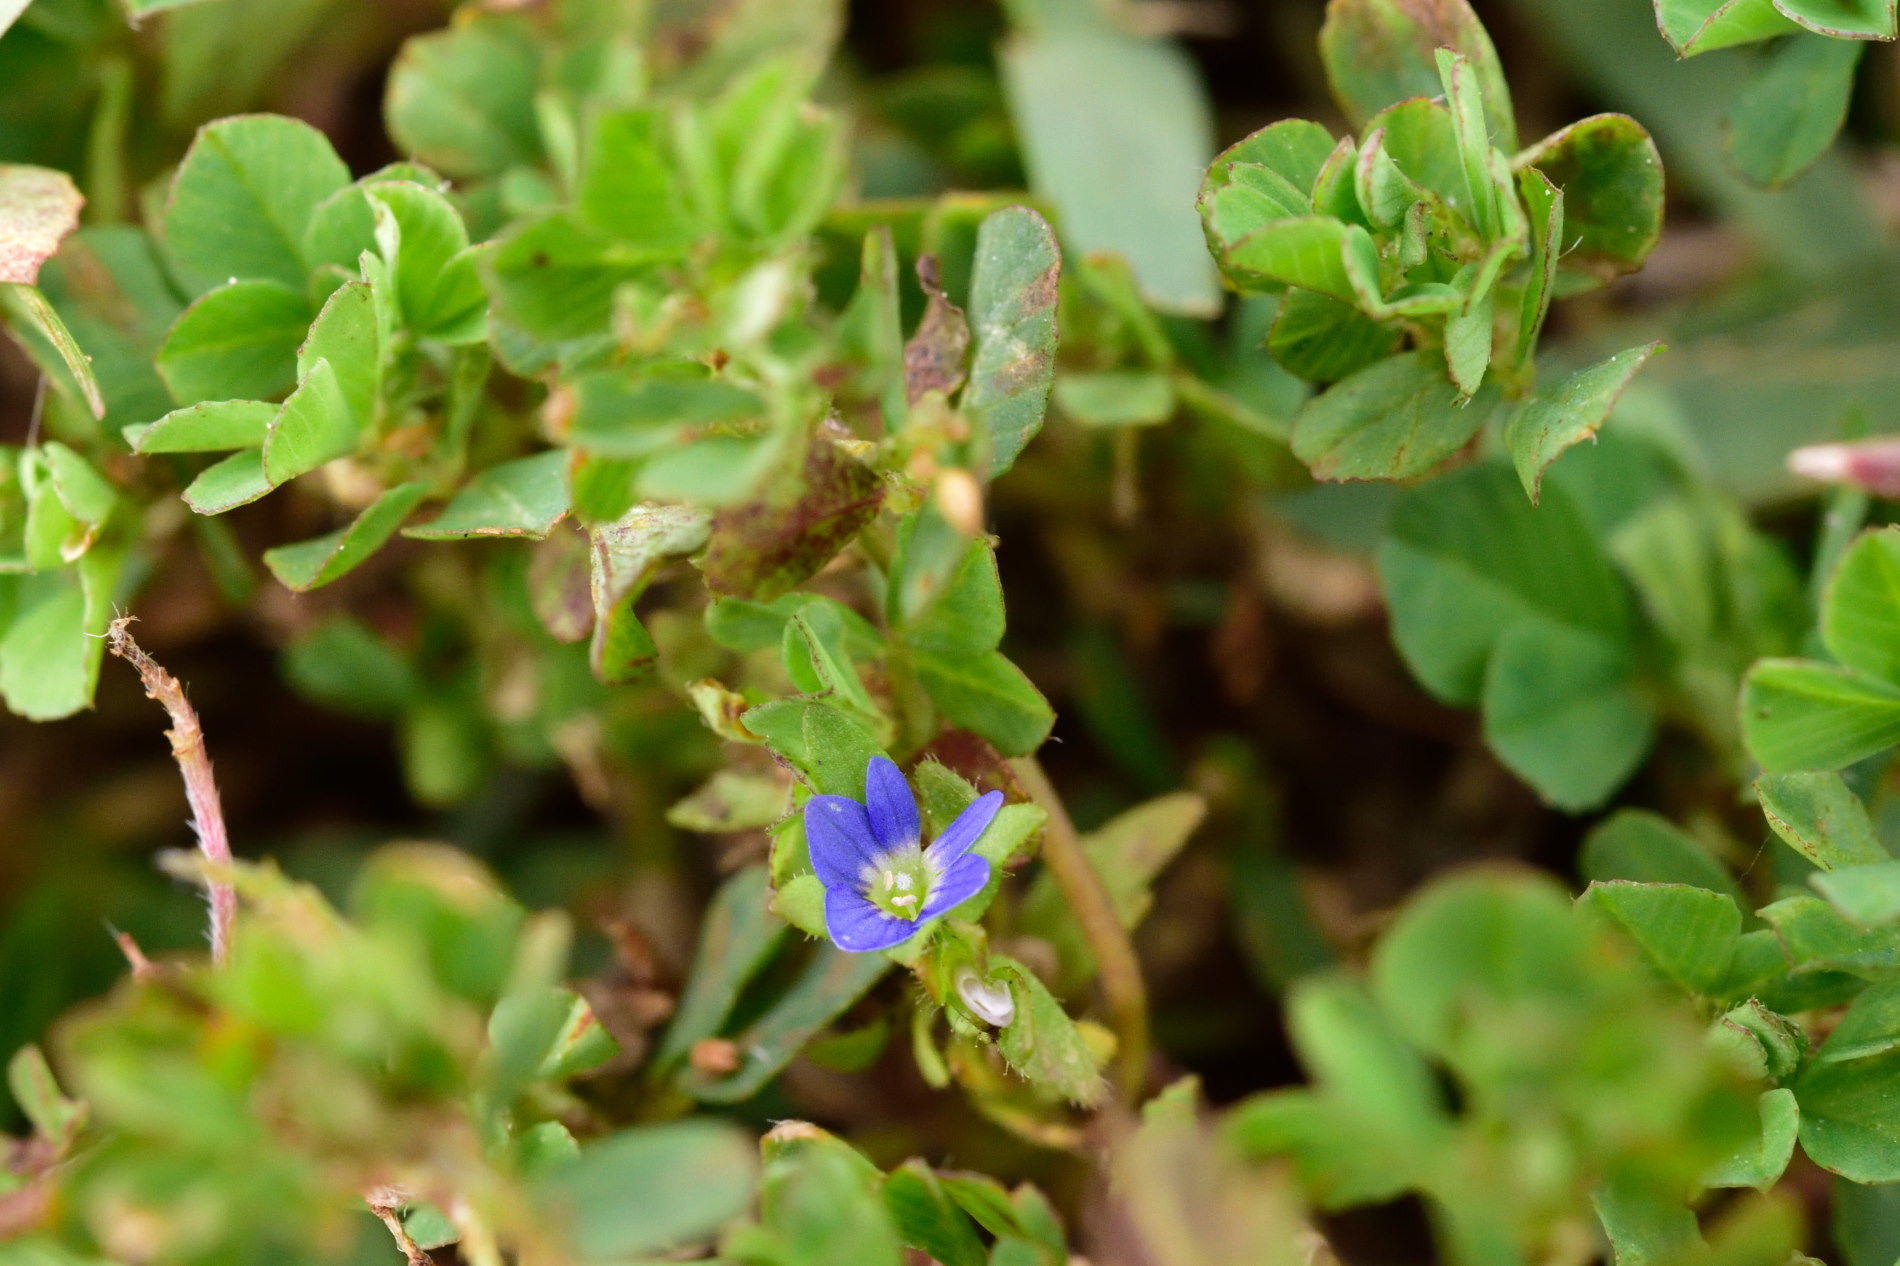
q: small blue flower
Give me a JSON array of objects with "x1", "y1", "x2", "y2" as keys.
[{"x1": 805, "y1": 755, "x2": 1005, "y2": 953}]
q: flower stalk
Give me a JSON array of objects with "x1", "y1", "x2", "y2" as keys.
[{"x1": 1008, "y1": 754, "x2": 1149, "y2": 1104}]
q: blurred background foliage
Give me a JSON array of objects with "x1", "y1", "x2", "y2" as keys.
[{"x1": 9, "y1": 0, "x2": 1900, "y2": 1261}]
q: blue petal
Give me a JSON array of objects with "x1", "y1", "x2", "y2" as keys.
[
  {"x1": 924, "y1": 790, "x2": 1004, "y2": 869},
  {"x1": 825, "y1": 885, "x2": 915, "y2": 952},
  {"x1": 922, "y1": 852, "x2": 991, "y2": 920},
  {"x1": 805, "y1": 795, "x2": 881, "y2": 889},
  {"x1": 864, "y1": 755, "x2": 920, "y2": 851}
]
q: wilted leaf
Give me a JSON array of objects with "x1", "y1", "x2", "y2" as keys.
[
  {"x1": 0, "y1": 164, "x2": 82, "y2": 285},
  {"x1": 702, "y1": 439, "x2": 883, "y2": 601},
  {"x1": 903, "y1": 257, "x2": 970, "y2": 406}
]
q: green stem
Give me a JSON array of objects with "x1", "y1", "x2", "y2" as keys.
[{"x1": 1008, "y1": 754, "x2": 1149, "y2": 1104}]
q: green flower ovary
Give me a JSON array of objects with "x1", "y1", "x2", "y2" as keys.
[{"x1": 864, "y1": 845, "x2": 934, "y2": 922}]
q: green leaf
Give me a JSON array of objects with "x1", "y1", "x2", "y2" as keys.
[
  {"x1": 1219, "y1": 216, "x2": 1354, "y2": 300},
  {"x1": 385, "y1": 13, "x2": 543, "y2": 179},
  {"x1": 1594, "y1": 1181, "x2": 1703, "y2": 1266},
  {"x1": 1835, "y1": 1179, "x2": 1900, "y2": 1266},
  {"x1": 1504, "y1": 344, "x2": 1660, "y2": 501},
  {"x1": 755, "y1": 1131, "x2": 905, "y2": 1266},
  {"x1": 1513, "y1": 168, "x2": 1562, "y2": 370},
  {"x1": 184, "y1": 449, "x2": 272, "y2": 515},
  {"x1": 163, "y1": 115, "x2": 349, "y2": 293},
  {"x1": 404, "y1": 451, "x2": 570, "y2": 541},
  {"x1": 154, "y1": 280, "x2": 308, "y2": 406},
  {"x1": 1823, "y1": 529, "x2": 1900, "y2": 683},
  {"x1": 1773, "y1": 0, "x2": 1896, "y2": 39},
  {"x1": 1200, "y1": 162, "x2": 1314, "y2": 244},
  {"x1": 25, "y1": 228, "x2": 182, "y2": 429},
  {"x1": 1755, "y1": 772, "x2": 1888, "y2": 870},
  {"x1": 577, "y1": 107, "x2": 702, "y2": 255},
  {"x1": 1759, "y1": 893, "x2": 1900, "y2": 975},
  {"x1": 6, "y1": 1044, "x2": 84, "y2": 1146},
  {"x1": 563, "y1": 372, "x2": 765, "y2": 458},
  {"x1": 684, "y1": 944, "x2": 891, "y2": 1102},
  {"x1": 0, "y1": 284, "x2": 106, "y2": 421},
  {"x1": 0, "y1": 164, "x2": 82, "y2": 286},
  {"x1": 544, "y1": 1121, "x2": 759, "y2": 1258},
  {"x1": 1514, "y1": 114, "x2": 1663, "y2": 293},
  {"x1": 1292, "y1": 349, "x2": 1497, "y2": 482},
  {"x1": 1436, "y1": 50, "x2": 1502, "y2": 241},
  {"x1": 38, "y1": 444, "x2": 114, "y2": 527},
  {"x1": 1742, "y1": 660, "x2": 1900, "y2": 771},
  {"x1": 656, "y1": 867, "x2": 789, "y2": 1068},
  {"x1": 296, "y1": 280, "x2": 380, "y2": 430},
  {"x1": 1054, "y1": 370, "x2": 1174, "y2": 428},
  {"x1": 126, "y1": 400, "x2": 275, "y2": 454},
  {"x1": 1578, "y1": 881, "x2": 1742, "y2": 995},
  {"x1": 487, "y1": 986, "x2": 575, "y2": 1107},
  {"x1": 284, "y1": 617, "x2": 418, "y2": 718},
  {"x1": 262, "y1": 359, "x2": 355, "y2": 485},
  {"x1": 784, "y1": 603, "x2": 879, "y2": 717},
  {"x1": 884, "y1": 1162, "x2": 987, "y2": 1266},
  {"x1": 1793, "y1": 1050, "x2": 1900, "y2": 1181},
  {"x1": 1815, "y1": 980, "x2": 1900, "y2": 1063},
  {"x1": 1705, "y1": 1088, "x2": 1800, "y2": 1191},
  {"x1": 399, "y1": 698, "x2": 488, "y2": 806},
  {"x1": 1202, "y1": 120, "x2": 1339, "y2": 202},
  {"x1": 899, "y1": 536, "x2": 1005, "y2": 655},
  {"x1": 485, "y1": 211, "x2": 643, "y2": 343},
  {"x1": 1319, "y1": 0, "x2": 1518, "y2": 152},
  {"x1": 1483, "y1": 618, "x2": 1653, "y2": 810},
  {"x1": 1579, "y1": 810, "x2": 1745, "y2": 903},
  {"x1": 586, "y1": 502, "x2": 710, "y2": 684},
  {"x1": 999, "y1": 11, "x2": 1218, "y2": 313},
  {"x1": 990, "y1": 954, "x2": 1107, "y2": 1105},
  {"x1": 1369, "y1": 870, "x2": 1587, "y2": 1058},
  {"x1": 0, "y1": 549, "x2": 122, "y2": 721},
  {"x1": 1380, "y1": 462, "x2": 1632, "y2": 705},
  {"x1": 1727, "y1": 35, "x2": 1862, "y2": 187},
  {"x1": 1285, "y1": 974, "x2": 1445, "y2": 1139},
  {"x1": 963, "y1": 207, "x2": 1061, "y2": 477},
  {"x1": 365, "y1": 182, "x2": 485, "y2": 340},
  {"x1": 1812, "y1": 862, "x2": 1900, "y2": 926},
  {"x1": 910, "y1": 648, "x2": 1054, "y2": 757},
  {"x1": 1267, "y1": 290, "x2": 1399, "y2": 384},
  {"x1": 1655, "y1": 0, "x2": 1800, "y2": 56},
  {"x1": 262, "y1": 482, "x2": 428, "y2": 592}
]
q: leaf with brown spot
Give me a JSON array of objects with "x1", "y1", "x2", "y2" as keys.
[
  {"x1": 903, "y1": 254, "x2": 970, "y2": 407},
  {"x1": 962, "y1": 207, "x2": 1060, "y2": 479},
  {"x1": 701, "y1": 438, "x2": 885, "y2": 601},
  {"x1": 1318, "y1": 0, "x2": 1517, "y2": 153},
  {"x1": 0, "y1": 166, "x2": 82, "y2": 285}
]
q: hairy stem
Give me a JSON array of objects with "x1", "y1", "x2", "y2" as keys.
[
  {"x1": 366, "y1": 1192, "x2": 435, "y2": 1266},
  {"x1": 106, "y1": 618, "x2": 235, "y2": 965},
  {"x1": 1008, "y1": 754, "x2": 1149, "y2": 1103}
]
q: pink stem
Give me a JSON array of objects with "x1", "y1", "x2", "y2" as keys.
[{"x1": 106, "y1": 618, "x2": 235, "y2": 965}]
